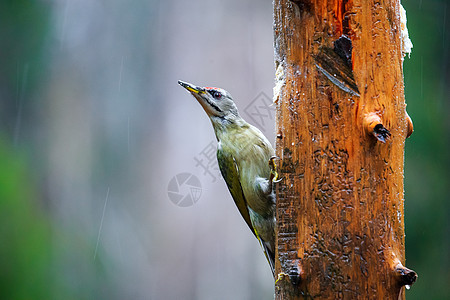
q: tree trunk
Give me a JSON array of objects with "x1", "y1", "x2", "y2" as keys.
[{"x1": 273, "y1": 0, "x2": 417, "y2": 299}]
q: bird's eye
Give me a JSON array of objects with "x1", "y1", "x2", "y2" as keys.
[{"x1": 213, "y1": 91, "x2": 222, "y2": 99}]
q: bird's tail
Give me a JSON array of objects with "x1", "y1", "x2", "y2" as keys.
[
  {"x1": 256, "y1": 235, "x2": 275, "y2": 277},
  {"x1": 262, "y1": 242, "x2": 275, "y2": 277}
]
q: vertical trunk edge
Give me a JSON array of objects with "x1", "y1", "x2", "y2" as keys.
[{"x1": 273, "y1": 0, "x2": 417, "y2": 299}]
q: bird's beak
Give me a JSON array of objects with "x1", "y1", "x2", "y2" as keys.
[
  {"x1": 178, "y1": 80, "x2": 220, "y2": 117},
  {"x1": 178, "y1": 80, "x2": 205, "y2": 94}
]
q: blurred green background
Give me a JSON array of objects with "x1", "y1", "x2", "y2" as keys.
[{"x1": 0, "y1": 0, "x2": 448, "y2": 299}]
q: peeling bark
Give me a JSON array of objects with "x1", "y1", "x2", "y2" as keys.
[{"x1": 273, "y1": 0, "x2": 416, "y2": 298}]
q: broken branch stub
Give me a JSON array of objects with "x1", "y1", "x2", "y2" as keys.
[
  {"x1": 406, "y1": 111, "x2": 414, "y2": 138},
  {"x1": 395, "y1": 263, "x2": 418, "y2": 287},
  {"x1": 363, "y1": 112, "x2": 391, "y2": 143}
]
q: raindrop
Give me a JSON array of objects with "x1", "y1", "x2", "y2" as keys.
[
  {"x1": 60, "y1": 0, "x2": 70, "y2": 50},
  {"x1": 119, "y1": 56, "x2": 124, "y2": 92},
  {"x1": 94, "y1": 187, "x2": 110, "y2": 261},
  {"x1": 14, "y1": 64, "x2": 29, "y2": 146}
]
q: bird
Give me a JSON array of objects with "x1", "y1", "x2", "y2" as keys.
[{"x1": 178, "y1": 80, "x2": 278, "y2": 276}]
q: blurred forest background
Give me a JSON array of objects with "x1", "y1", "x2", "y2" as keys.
[{"x1": 0, "y1": 0, "x2": 448, "y2": 299}]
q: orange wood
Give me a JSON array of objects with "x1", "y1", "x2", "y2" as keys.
[{"x1": 273, "y1": 0, "x2": 414, "y2": 298}]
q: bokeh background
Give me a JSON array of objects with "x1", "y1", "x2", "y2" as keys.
[{"x1": 0, "y1": 0, "x2": 448, "y2": 299}]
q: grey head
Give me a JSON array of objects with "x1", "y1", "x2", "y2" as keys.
[{"x1": 178, "y1": 80, "x2": 240, "y2": 120}]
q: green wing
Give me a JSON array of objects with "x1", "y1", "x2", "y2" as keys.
[{"x1": 217, "y1": 148, "x2": 256, "y2": 237}]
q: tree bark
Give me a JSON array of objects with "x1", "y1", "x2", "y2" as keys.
[{"x1": 273, "y1": 0, "x2": 417, "y2": 299}]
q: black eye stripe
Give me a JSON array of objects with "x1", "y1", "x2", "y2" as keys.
[
  {"x1": 205, "y1": 98, "x2": 222, "y2": 112},
  {"x1": 208, "y1": 90, "x2": 222, "y2": 99}
]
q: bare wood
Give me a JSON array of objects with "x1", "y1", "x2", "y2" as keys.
[{"x1": 273, "y1": 0, "x2": 416, "y2": 298}]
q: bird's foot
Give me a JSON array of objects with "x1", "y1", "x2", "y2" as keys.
[{"x1": 269, "y1": 156, "x2": 282, "y2": 185}]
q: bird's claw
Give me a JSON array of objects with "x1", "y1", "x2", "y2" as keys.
[{"x1": 269, "y1": 156, "x2": 282, "y2": 184}]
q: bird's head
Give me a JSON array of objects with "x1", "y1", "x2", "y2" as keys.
[{"x1": 178, "y1": 80, "x2": 239, "y2": 120}]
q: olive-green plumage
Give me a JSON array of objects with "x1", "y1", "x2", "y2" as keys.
[{"x1": 178, "y1": 80, "x2": 276, "y2": 275}]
